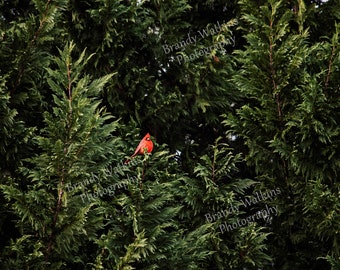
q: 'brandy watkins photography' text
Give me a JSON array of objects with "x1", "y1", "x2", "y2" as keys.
[
  {"x1": 162, "y1": 20, "x2": 236, "y2": 64},
  {"x1": 204, "y1": 188, "x2": 281, "y2": 234},
  {"x1": 80, "y1": 175, "x2": 137, "y2": 203},
  {"x1": 65, "y1": 159, "x2": 141, "y2": 204}
]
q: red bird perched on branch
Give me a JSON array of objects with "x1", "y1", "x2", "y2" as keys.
[{"x1": 124, "y1": 133, "x2": 153, "y2": 164}]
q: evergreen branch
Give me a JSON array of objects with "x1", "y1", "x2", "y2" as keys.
[
  {"x1": 268, "y1": 13, "x2": 282, "y2": 124},
  {"x1": 33, "y1": 0, "x2": 53, "y2": 46},
  {"x1": 67, "y1": 56, "x2": 72, "y2": 100},
  {"x1": 324, "y1": 22, "x2": 340, "y2": 97},
  {"x1": 324, "y1": 42, "x2": 336, "y2": 93},
  {"x1": 211, "y1": 155, "x2": 215, "y2": 183},
  {"x1": 11, "y1": 0, "x2": 54, "y2": 95},
  {"x1": 268, "y1": 2, "x2": 290, "y2": 189},
  {"x1": 44, "y1": 172, "x2": 65, "y2": 266},
  {"x1": 45, "y1": 46, "x2": 73, "y2": 264}
]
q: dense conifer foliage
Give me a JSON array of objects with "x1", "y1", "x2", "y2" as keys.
[{"x1": 0, "y1": 0, "x2": 339, "y2": 269}]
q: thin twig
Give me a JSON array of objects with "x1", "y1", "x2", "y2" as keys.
[
  {"x1": 269, "y1": 16, "x2": 283, "y2": 124},
  {"x1": 325, "y1": 44, "x2": 336, "y2": 93}
]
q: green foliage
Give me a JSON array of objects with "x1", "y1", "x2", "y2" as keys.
[
  {"x1": 0, "y1": 75, "x2": 31, "y2": 169},
  {"x1": 1, "y1": 42, "x2": 119, "y2": 269},
  {"x1": 1, "y1": 0, "x2": 339, "y2": 269},
  {"x1": 175, "y1": 137, "x2": 272, "y2": 269},
  {"x1": 226, "y1": 0, "x2": 340, "y2": 269}
]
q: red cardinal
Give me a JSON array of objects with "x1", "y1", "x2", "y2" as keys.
[{"x1": 124, "y1": 133, "x2": 153, "y2": 164}]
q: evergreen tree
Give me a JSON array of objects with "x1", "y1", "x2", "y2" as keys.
[
  {"x1": 1, "y1": 42, "x2": 119, "y2": 269},
  {"x1": 226, "y1": 0, "x2": 340, "y2": 268},
  {"x1": 1, "y1": 0, "x2": 339, "y2": 269},
  {"x1": 176, "y1": 137, "x2": 273, "y2": 269},
  {"x1": 1, "y1": 1, "x2": 68, "y2": 266}
]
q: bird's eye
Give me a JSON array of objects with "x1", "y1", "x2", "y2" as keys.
[{"x1": 146, "y1": 138, "x2": 150, "y2": 141}]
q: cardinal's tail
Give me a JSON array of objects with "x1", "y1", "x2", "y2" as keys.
[
  {"x1": 124, "y1": 158, "x2": 130, "y2": 165},
  {"x1": 124, "y1": 154, "x2": 135, "y2": 164}
]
